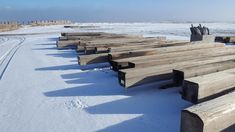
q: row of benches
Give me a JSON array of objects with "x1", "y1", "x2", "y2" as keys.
[{"x1": 56, "y1": 31, "x2": 235, "y2": 132}]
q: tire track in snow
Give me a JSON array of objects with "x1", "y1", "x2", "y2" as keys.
[
  {"x1": 0, "y1": 37, "x2": 26, "y2": 80},
  {"x1": 0, "y1": 37, "x2": 9, "y2": 46}
]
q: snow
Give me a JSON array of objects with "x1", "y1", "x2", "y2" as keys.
[
  {"x1": 0, "y1": 25, "x2": 73, "y2": 35},
  {"x1": 0, "y1": 23, "x2": 233, "y2": 132},
  {"x1": 73, "y1": 22, "x2": 235, "y2": 40}
]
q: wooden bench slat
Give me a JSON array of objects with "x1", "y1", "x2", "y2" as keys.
[
  {"x1": 110, "y1": 43, "x2": 224, "y2": 69},
  {"x1": 119, "y1": 54, "x2": 235, "y2": 88},
  {"x1": 181, "y1": 92, "x2": 235, "y2": 132},
  {"x1": 182, "y1": 68, "x2": 235, "y2": 103},
  {"x1": 173, "y1": 60, "x2": 235, "y2": 86}
]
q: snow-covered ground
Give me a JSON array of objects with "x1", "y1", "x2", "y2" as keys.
[
  {"x1": 74, "y1": 22, "x2": 235, "y2": 40},
  {"x1": 0, "y1": 23, "x2": 234, "y2": 132}
]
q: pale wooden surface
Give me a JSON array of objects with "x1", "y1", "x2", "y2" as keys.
[
  {"x1": 119, "y1": 54, "x2": 235, "y2": 88},
  {"x1": 183, "y1": 68, "x2": 235, "y2": 103},
  {"x1": 112, "y1": 43, "x2": 224, "y2": 63},
  {"x1": 181, "y1": 92, "x2": 235, "y2": 132},
  {"x1": 173, "y1": 60, "x2": 235, "y2": 86},
  {"x1": 130, "y1": 47, "x2": 235, "y2": 69}
]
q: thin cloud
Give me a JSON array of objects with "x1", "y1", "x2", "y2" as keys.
[{"x1": 5, "y1": 6, "x2": 12, "y2": 9}]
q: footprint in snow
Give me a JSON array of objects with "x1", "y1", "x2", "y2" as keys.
[{"x1": 65, "y1": 98, "x2": 88, "y2": 110}]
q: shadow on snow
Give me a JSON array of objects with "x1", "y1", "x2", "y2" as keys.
[{"x1": 36, "y1": 37, "x2": 192, "y2": 132}]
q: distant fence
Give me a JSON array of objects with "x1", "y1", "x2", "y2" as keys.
[
  {"x1": 29, "y1": 20, "x2": 72, "y2": 26},
  {"x1": 0, "y1": 22, "x2": 20, "y2": 32}
]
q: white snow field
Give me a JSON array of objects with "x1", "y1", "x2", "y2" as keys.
[{"x1": 0, "y1": 23, "x2": 234, "y2": 132}]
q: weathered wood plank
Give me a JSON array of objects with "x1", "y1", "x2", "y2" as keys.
[
  {"x1": 127, "y1": 47, "x2": 235, "y2": 70},
  {"x1": 119, "y1": 54, "x2": 235, "y2": 88},
  {"x1": 173, "y1": 60, "x2": 235, "y2": 86},
  {"x1": 109, "y1": 43, "x2": 224, "y2": 63},
  {"x1": 78, "y1": 46, "x2": 165, "y2": 65},
  {"x1": 58, "y1": 35, "x2": 142, "y2": 49},
  {"x1": 56, "y1": 40, "x2": 80, "y2": 49},
  {"x1": 182, "y1": 68, "x2": 235, "y2": 103},
  {"x1": 181, "y1": 92, "x2": 235, "y2": 132},
  {"x1": 78, "y1": 41, "x2": 190, "y2": 65},
  {"x1": 111, "y1": 46, "x2": 228, "y2": 71},
  {"x1": 84, "y1": 41, "x2": 164, "y2": 54},
  {"x1": 78, "y1": 37, "x2": 167, "y2": 53},
  {"x1": 93, "y1": 41, "x2": 187, "y2": 54},
  {"x1": 78, "y1": 53, "x2": 109, "y2": 65},
  {"x1": 79, "y1": 37, "x2": 164, "y2": 47},
  {"x1": 59, "y1": 32, "x2": 144, "y2": 49},
  {"x1": 110, "y1": 47, "x2": 226, "y2": 71},
  {"x1": 77, "y1": 34, "x2": 144, "y2": 43},
  {"x1": 94, "y1": 40, "x2": 166, "y2": 53},
  {"x1": 107, "y1": 41, "x2": 188, "y2": 53},
  {"x1": 61, "y1": 32, "x2": 114, "y2": 37}
]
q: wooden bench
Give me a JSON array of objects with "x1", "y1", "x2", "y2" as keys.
[
  {"x1": 181, "y1": 92, "x2": 235, "y2": 132},
  {"x1": 78, "y1": 41, "x2": 189, "y2": 65},
  {"x1": 127, "y1": 47, "x2": 235, "y2": 70},
  {"x1": 173, "y1": 60, "x2": 235, "y2": 86},
  {"x1": 182, "y1": 68, "x2": 235, "y2": 103},
  {"x1": 118, "y1": 54, "x2": 235, "y2": 88},
  {"x1": 110, "y1": 43, "x2": 224, "y2": 70}
]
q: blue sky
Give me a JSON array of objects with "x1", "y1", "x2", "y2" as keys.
[{"x1": 0, "y1": 0, "x2": 234, "y2": 22}]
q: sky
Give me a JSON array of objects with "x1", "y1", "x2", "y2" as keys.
[{"x1": 0, "y1": 0, "x2": 235, "y2": 22}]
